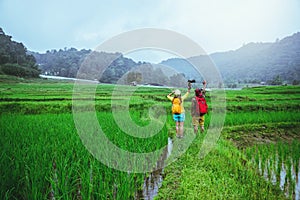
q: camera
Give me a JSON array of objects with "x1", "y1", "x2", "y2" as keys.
[{"x1": 188, "y1": 79, "x2": 196, "y2": 83}]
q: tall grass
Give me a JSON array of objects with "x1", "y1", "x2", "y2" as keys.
[{"x1": 0, "y1": 112, "x2": 168, "y2": 199}]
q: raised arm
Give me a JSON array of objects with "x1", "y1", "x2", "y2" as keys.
[
  {"x1": 167, "y1": 91, "x2": 174, "y2": 101},
  {"x1": 182, "y1": 82, "x2": 191, "y2": 100},
  {"x1": 202, "y1": 80, "x2": 207, "y2": 92}
]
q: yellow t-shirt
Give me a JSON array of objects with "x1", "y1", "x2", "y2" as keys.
[{"x1": 167, "y1": 91, "x2": 190, "y2": 113}]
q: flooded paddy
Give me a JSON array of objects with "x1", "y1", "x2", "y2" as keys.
[
  {"x1": 245, "y1": 141, "x2": 300, "y2": 199},
  {"x1": 136, "y1": 137, "x2": 173, "y2": 200}
]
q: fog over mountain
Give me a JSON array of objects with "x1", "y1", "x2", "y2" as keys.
[{"x1": 161, "y1": 32, "x2": 300, "y2": 85}]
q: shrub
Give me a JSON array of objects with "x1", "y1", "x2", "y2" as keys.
[{"x1": 0, "y1": 63, "x2": 40, "y2": 78}]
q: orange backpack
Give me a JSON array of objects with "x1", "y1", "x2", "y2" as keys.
[{"x1": 172, "y1": 97, "x2": 182, "y2": 114}]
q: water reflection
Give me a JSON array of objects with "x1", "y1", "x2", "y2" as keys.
[
  {"x1": 257, "y1": 155, "x2": 300, "y2": 199},
  {"x1": 136, "y1": 137, "x2": 173, "y2": 200}
]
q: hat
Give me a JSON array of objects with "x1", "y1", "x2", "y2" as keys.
[{"x1": 174, "y1": 89, "x2": 181, "y2": 96}]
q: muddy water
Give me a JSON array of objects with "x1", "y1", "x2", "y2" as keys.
[
  {"x1": 257, "y1": 156, "x2": 300, "y2": 199},
  {"x1": 136, "y1": 137, "x2": 173, "y2": 200}
]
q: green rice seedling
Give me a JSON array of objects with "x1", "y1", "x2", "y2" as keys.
[
  {"x1": 267, "y1": 144, "x2": 276, "y2": 180},
  {"x1": 225, "y1": 111, "x2": 300, "y2": 127},
  {"x1": 1, "y1": 112, "x2": 165, "y2": 199},
  {"x1": 246, "y1": 141, "x2": 300, "y2": 199},
  {"x1": 276, "y1": 154, "x2": 283, "y2": 187},
  {"x1": 291, "y1": 141, "x2": 300, "y2": 176}
]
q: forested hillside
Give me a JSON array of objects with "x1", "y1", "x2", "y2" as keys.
[
  {"x1": 32, "y1": 49, "x2": 178, "y2": 85},
  {"x1": 31, "y1": 49, "x2": 140, "y2": 83},
  {"x1": 30, "y1": 48, "x2": 91, "y2": 78},
  {"x1": 161, "y1": 32, "x2": 300, "y2": 85},
  {"x1": 211, "y1": 32, "x2": 300, "y2": 84},
  {"x1": 0, "y1": 28, "x2": 40, "y2": 78}
]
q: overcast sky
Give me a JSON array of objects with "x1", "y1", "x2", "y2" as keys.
[{"x1": 0, "y1": 0, "x2": 299, "y2": 63}]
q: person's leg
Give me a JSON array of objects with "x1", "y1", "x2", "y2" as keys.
[
  {"x1": 200, "y1": 115, "x2": 205, "y2": 132},
  {"x1": 193, "y1": 124, "x2": 198, "y2": 134},
  {"x1": 179, "y1": 113, "x2": 185, "y2": 137},
  {"x1": 192, "y1": 116, "x2": 199, "y2": 134},
  {"x1": 201, "y1": 126, "x2": 204, "y2": 132},
  {"x1": 176, "y1": 121, "x2": 180, "y2": 137},
  {"x1": 179, "y1": 121, "x2": 184, "y2": 137},
  {"x1": 173, "y1": 114, "x2": 180, "y2": 137}
]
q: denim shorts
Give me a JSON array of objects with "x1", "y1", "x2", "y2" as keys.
[{"x1": 173, "y1": 113, "x2": 185, "y2": 122}]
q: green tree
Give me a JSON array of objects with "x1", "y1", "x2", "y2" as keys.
[
  {"x1": 0, "y1": 27, "x2": 40, "y2": 77},
  {"x1": 267, "y1": 75, "x2": 283, "y2": 85},
  {"x1": 126, "y1": 72, "x2": 142, "y2": 84}
]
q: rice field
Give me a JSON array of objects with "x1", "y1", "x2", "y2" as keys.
[
  {"x1": 0, "y1": 113, "x2": 169, "y2": 199},
  {"x1": 244, "y1": 141, "x2": 300, "y2": 199},
  {"x1": 0, "y1": 76, "x2": 300, "y2": 199}
]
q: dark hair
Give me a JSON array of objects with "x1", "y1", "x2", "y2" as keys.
[
  {"x1": 195, "y1": 88, "x2": 204, "y2": 97},
  {"x1": 195, "y1": 88, "x2": 201, "y2": 97}
]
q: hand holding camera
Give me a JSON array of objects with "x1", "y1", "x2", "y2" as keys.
[{"x1": 187, "y1": 79, "x2": 207, "y2": 90}]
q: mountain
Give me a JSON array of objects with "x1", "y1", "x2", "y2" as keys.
[
  {"x1": 32, "y1": 49, "x2": 175, "y2": 85},
  {"x1": 31, "y1": 31, "x2": 300, "y2": 86},
  {"x1": 0, "y1": 28, "x2": 40, "y2": 78},
  {"x1": 30, "y1": 48, "x2": 91, "y2": 78},
  {"x1": 31, "y1": 49, "x2": 140, "y2": 83},
  {"x1": 161, "y1": 32, "x2": 300, "y2": 85}
]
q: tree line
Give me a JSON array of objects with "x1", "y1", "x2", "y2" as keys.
[
  {"x1": 0, "y1": 28, "x2": 40, "y2": 78},
  {"x1": 33, "y1": 47, "x2": 187, "y2": 86}
]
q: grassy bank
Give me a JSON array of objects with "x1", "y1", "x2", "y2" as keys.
[
  {"x1": 156, "y1": 122, "x2": 300, "y2": 200},
  {"x1": 156, "y1": 86, "x2": 300, "y2": 199},
  {"x1": 156, "y1": 136, "x2": 287, "y2": 199}
]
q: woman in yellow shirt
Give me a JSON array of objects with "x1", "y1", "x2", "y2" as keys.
[{"x1": 167, "y1": 83, "x2": 191, "y2": 138}]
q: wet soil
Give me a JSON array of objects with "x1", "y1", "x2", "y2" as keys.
[{"x1": 222, "y1": 122, "x2": 300, "y2": 149}]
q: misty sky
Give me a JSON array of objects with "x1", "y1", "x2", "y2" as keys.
[{"x1": 0, "y1": 0, "x2": 299, "y2": 63}]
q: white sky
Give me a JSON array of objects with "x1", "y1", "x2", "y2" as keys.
[{"x1": 0, "y1": 0, "x2": 299, "y2": 63}]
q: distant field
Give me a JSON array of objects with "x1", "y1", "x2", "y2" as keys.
[{"x1": 1, "y1": 76, "x2": 299, "y2": 199}]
